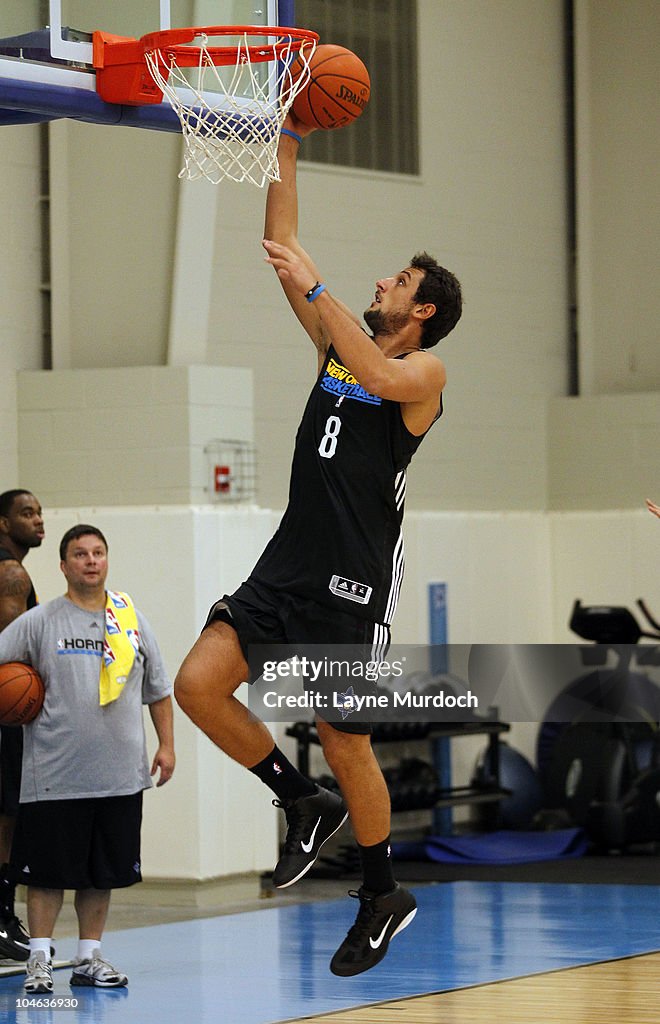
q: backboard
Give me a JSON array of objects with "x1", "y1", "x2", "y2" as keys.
[{"x1": 0, "y1": 1, "x2": 296, "y2": 131}]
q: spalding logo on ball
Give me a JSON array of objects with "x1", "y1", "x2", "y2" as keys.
[
  {"x1": 291, "y1": 44, "x2": 371, "y2": 130},
  {"x1": 0, "y1": 662, "x2": 45, "y2": 726}
]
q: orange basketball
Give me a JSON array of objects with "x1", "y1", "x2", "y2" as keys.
[
  {"x1": 292, "y1": 44, "x2": 370, "y2": 130},
  {"x1": 0, "y1": 662, "x2": 45, "y2": 726}
]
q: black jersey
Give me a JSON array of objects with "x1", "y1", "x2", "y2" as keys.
[
  {"x1": 0, "y1": 547, "x2": 37, "y2": 610},
  {"x1": 251, "y1": 345, "x2": 441, "y2": 625}
]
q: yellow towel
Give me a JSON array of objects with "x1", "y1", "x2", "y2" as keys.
[{"x1": 100, "y1": 591, "x2": 139, "y2": 706}]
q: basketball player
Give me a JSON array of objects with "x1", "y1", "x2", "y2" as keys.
[
  {"x1": 174, "y1": 114, "x2": 462, "y2": 977},
  {"x1": 0, "y1": 489, "x2": 44, "y2": 961}
]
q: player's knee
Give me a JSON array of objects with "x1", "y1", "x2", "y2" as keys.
[
  {"x1": 174, "y1": 637, "x2": 245, "y2": 715},
  {"x1": 173, "y1": 661, "x2": 197, "y2": 714},
  {"x1": 318, "y1": 722, "x2": 370, "y2": 771}
]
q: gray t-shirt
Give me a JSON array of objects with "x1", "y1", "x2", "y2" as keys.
[{"x1": 0, "y1": 595, "x2": 172, "y2": 802}]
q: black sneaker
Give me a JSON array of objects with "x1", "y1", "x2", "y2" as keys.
[
  {"x1": 330, "y1": 884, "x2": 417, "y2": 977},
  {"x1": 272, "y1": 786, "x2": 348, "y2": 888},
  {"x1": 0, "y1": 911, "x2": 30, "y2": 961}
]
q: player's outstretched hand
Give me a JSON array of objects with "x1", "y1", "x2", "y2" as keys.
[
  {"x1": 646, "y1": 499, "x2": 660, "y2": 519},
  {"x1": 263, "y1": 238, "x2": 318, "y2": 296},
  {"x1": 282, "y1": 110, "x2": 316, "y2": 140}
]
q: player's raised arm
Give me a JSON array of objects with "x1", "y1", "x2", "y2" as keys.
[
  {"x1": 263, "y1": 241, "x2": 444, "y2": 396},
  {"x1": 264, "y1": 118, "x2": 362, "y2": 362},
  {"x1": 264, "y1": 119, "x2": 324, "y2": 351}
]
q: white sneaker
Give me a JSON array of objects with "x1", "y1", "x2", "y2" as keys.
[
  {"x1": 25, "y1": 950, "x2": 53, "y2": 993},
  {"x1": 70, "y1": 950, "x2": 128, "y2": 988}
]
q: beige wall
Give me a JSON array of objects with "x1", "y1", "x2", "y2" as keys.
[
  {"x1": 208, "y1": 0, "x2": 570, "y2": 509},
  {"x1": 1, "y1": 0, "x2": 659, "y2": 877},
  {"x1": 0, "y1": 124, "x2": 43, "y2": 484},
  {"x1": 551, "y1": 0, "x2": 660, "y2": 508},
  {"x1": 574, "y1": 0, "x2": 660, "y2": 396},
  {"x1": 17, "y1": 365, "x2": 253, "y2": 505},
  {"x1": 0, "y1": 0, "x2": 45, "y2": 481},
  {"x1": 49, "y1": 119, "x2": 181, "y2": 370},
  {"x1": 3, "y1": 1, "x2": 658, "y2": 512},
  {"x1": 548, "y1": 392, "x2": 660, "y2": 510},
  {"x1": 2, "y1": 0, "x2": 568, "y2": 512}
]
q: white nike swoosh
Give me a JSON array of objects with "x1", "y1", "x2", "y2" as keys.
[
  {"x1": 301, "y1": 816, "x2": 322, "y2": 854},
  {"x1": 369, "y1": 914, "x2": 394, "y2": 949}
]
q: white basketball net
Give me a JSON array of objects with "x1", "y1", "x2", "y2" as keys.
[{"x1": 144, "y1": 32, "x2": 315, "y2": 187}]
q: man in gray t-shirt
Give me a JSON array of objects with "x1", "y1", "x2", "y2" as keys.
[
  {"x1": 0, "y1": 524, "x2": 174, "y2": 995},
  {"x1": 7, "y1": 595, "x2": 170, "y2": 804}
]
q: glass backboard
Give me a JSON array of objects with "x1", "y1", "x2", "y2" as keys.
[{"x1": 0, "y1": 0, "x2": 294, "y2": 131}]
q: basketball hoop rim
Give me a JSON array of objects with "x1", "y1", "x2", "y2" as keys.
[
  {"x1": 139, "y1": 25, "x2": 319, "y2": 68},
  {"x1": 91, "y1": 24, "x2": 320, "y2": 184}
]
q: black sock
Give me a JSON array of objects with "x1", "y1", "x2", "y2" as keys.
[
  {"x1": 249, "y1": 745, "x2": 317, "y2": 803},
  {"x1": 358, "y1": 837, "x2": 396, "y2": 895}
]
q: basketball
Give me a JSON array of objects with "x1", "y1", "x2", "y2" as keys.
[
  {"x1": 0, "y1": 662, "x2": 45, "y2": 726},
  {"x1": 292, "y1": 44, "x2": 370, "y2": 130}
]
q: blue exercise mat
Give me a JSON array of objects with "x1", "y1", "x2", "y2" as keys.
[{"x1": 392, "y1": 828, "x2": 588, "y2": 865}]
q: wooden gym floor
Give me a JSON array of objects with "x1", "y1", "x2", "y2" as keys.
[{"x1": 302, "y1": 953, "x2": 660, "y2": 1024}]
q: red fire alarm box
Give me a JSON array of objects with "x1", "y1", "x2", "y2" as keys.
[{"x1": 214, "y1": 464, "x2": 232, "y2": 494}]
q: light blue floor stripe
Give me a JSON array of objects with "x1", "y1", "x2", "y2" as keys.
[{"x1": 1, "y1": 882, "x2": 659, "y2": 1024}]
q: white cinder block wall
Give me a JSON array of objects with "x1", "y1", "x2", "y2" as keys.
[{"x1": 17, "y1": 366, "x2": 253, "y2": 506}]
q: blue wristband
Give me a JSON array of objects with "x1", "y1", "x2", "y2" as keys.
[
  {"x1": 280, "y1": 127, "x2": 302, "y2": 144},
  {"x1": 305, "y1": 282, "x2": 327, "y2": 303}
]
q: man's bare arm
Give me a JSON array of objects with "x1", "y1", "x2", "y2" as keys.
[
  {"x1": 148, "y1": 695, "x2": 175, "y2": 786},
  {"x1": 264, "y1": 121, "x2": 361, "y2": 362},
  {"x1": 262, "y1": 239, "x2": 445, "y2": 402},
  {"x1": 0, "y1": 562, "x2": 32, "y2": 631}
]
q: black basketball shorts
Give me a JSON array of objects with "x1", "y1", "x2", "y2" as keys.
[
  {"x1": 10, "y1": 792, "x2": 143, "y2": 890},
  {"x1": 0, "y1": 726, "x2": 23, "y2": 817},
  {"x1": 205, "y1": 578, "x2": 391, "y2": 736}
]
